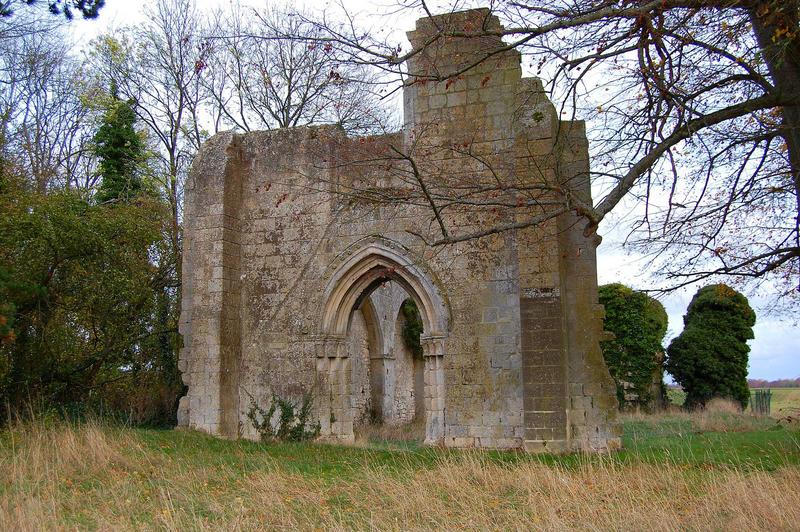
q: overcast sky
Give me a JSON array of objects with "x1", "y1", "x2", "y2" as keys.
[{"x1": 64, "y1": 0, "x2": 799, "y2": 381}]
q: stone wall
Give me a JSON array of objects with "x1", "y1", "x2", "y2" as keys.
[
  {"x1": 178, "y1": 8, "x2": 621, "y2": 452},
  {"x1": 347, "y1": 308, "x2": 372, "y2": 426}
]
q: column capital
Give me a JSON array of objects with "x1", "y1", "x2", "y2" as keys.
[
  {"x1": 314, "y1": 334, "x2": 349, "y2": 359},
  {"x1": 421, "y1": 335, "x2": 447, "y2": 357}
]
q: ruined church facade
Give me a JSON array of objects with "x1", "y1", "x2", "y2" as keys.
[{"x1": 178, "y1": 9, "x2": 621, "y2": 452}]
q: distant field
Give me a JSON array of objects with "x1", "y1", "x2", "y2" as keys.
[
  {"x1": 751, "y1": 388, "x2": 800, "y2": 417},
  {"x1": 667, "y1": 387, "x2": 800, "y2": 417},
  {"x1": 667, "y1": 387, "x2": 686, "y2": 406}
]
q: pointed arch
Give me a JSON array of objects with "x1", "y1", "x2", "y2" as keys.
[{"x1": 320, "y1": 241, "x2": 450, "y2": 338}]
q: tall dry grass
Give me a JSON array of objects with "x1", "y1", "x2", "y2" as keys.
[
  {"x1": 227, "y1": 454, "x2": 800, "y2": 531},
  {"x1": 623, "y1": 398, "x2": 780, "y2": 433},
  {"x1": 0, "y1": 419, "x2": 136, "y2": 530},
  {"x1": 1, "y1": 419, "x2": 799, "y2": 530}
]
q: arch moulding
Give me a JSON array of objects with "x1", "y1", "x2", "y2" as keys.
[{"x1": 320, "y1": 239, "x2": 450, "y2": 339}]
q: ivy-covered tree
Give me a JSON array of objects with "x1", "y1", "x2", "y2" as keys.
[
  {"x1": 93, "y1": 86, "x2": 146, "y2": 203},
  {"x1": 599, "y1": 283, "x2": 668, "y2": 411},
  {"x1": 666, "y1": 284, "x2": 756, "y2": 410}
]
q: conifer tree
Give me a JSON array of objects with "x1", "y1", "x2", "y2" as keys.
[{"x1": 94, "y1": 83, "x2": 145, "y2": 203}]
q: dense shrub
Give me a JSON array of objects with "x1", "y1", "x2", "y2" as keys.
[
  {"x1": 666, "y1": 284, "x2": 755, "y2": 409},
  {"x1": 0, "y1": 188, "x2": 181, "y2": 424}
]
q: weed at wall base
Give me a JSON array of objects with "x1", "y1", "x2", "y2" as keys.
[{"x1": 245, "y1": 391, "x2": 320, "y2": 442}]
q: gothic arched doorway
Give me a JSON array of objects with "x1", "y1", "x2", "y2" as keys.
[{"x1": 316, "y1": 243, "x2": 449, "y2": 444}]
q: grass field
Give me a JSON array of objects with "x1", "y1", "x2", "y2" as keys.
[
  {"x1": 753, "y1": 388, "x2": 800, "y2": 418},
  {"x1": 666, "y1": 387, "x2": 800, "y2": 418},
  {"x1": 2, "y1": 408, "x2": 799, "y2": 530}
]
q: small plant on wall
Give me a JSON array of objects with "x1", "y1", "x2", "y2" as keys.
[
  {"x1": 401, "y1": 298, "x2": 424, "y2": 359},
  {"x1": 245, "y1": 391, "x2": 320, "y2": 442}
]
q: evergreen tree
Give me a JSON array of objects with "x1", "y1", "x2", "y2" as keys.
[
  {"x1": 666, "y1": 284, "x2": 756, "y2": 410},
  {"x1": 94, "y1": 85, "x2": 145, "y2": 203},
  {"x1": 599, "y1": 283, "x2": 668, "y2": 411}
]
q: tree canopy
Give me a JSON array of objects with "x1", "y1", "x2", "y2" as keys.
[
  {"x1": 666, "y1": 283, "x2": 756, "y2": 409},
  {"x1": 0, "y1": 0, "x2": 104, "y2": 19},
  {"x1": 0, "y1": 188, "x2": 177, "y2": 417},
  {"x1": 0, "y1": 6, "x2": 181, "y2": 423}
]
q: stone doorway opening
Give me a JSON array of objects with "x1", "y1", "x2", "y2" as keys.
[
  {"x1": 316, "y1": 243, "x2": 449, "y2": 445},
  {"x1": 348, "y1": 281, "x2": 426, "y2": 441}
]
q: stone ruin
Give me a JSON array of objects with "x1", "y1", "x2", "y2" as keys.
[{"x1": 177, "y1": 9, "x2": 622, "y2": 452}]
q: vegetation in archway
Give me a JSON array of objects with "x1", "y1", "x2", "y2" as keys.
[{"x1": 400, "y1": 298, "x2": 423, "y2": 360}]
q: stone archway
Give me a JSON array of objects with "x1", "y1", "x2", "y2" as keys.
[{"x1": 316, "y1": 242, "x2": 449, "y2": 445}]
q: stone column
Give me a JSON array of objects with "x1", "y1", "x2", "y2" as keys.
[
  {"x1": 380, "y1": 353, "x2": 396, "y2": 422},
  {"x1": 555, "y1": 121, "x2": 622, "y2": 451},
  {"x1": 316, "y1": 335, "x2": 354, "y2": 442},
  {"x1": 369, "y1": 351, "x2": 387, "y2": 422},
  {"x1": 422, "y1": 335, "x2": 446, "y2": 445}
]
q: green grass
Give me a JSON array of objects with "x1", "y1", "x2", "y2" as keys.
[
  {"x1": 120, "y1": 413, "x2": 800, "y2": 476},
  {"x1": 619, "y1": 415, "x2": 799, "y2": 470}
]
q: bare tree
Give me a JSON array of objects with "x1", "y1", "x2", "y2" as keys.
[
  {"x1": 280, "y1": 1, "x2": 800, "y2": 307},
  {"x1": 0, "y1": 17, "x2": 99, "y2": 191},
  {"x1": 202, "y1": 4, "x2": 395, "y2": 135}
]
